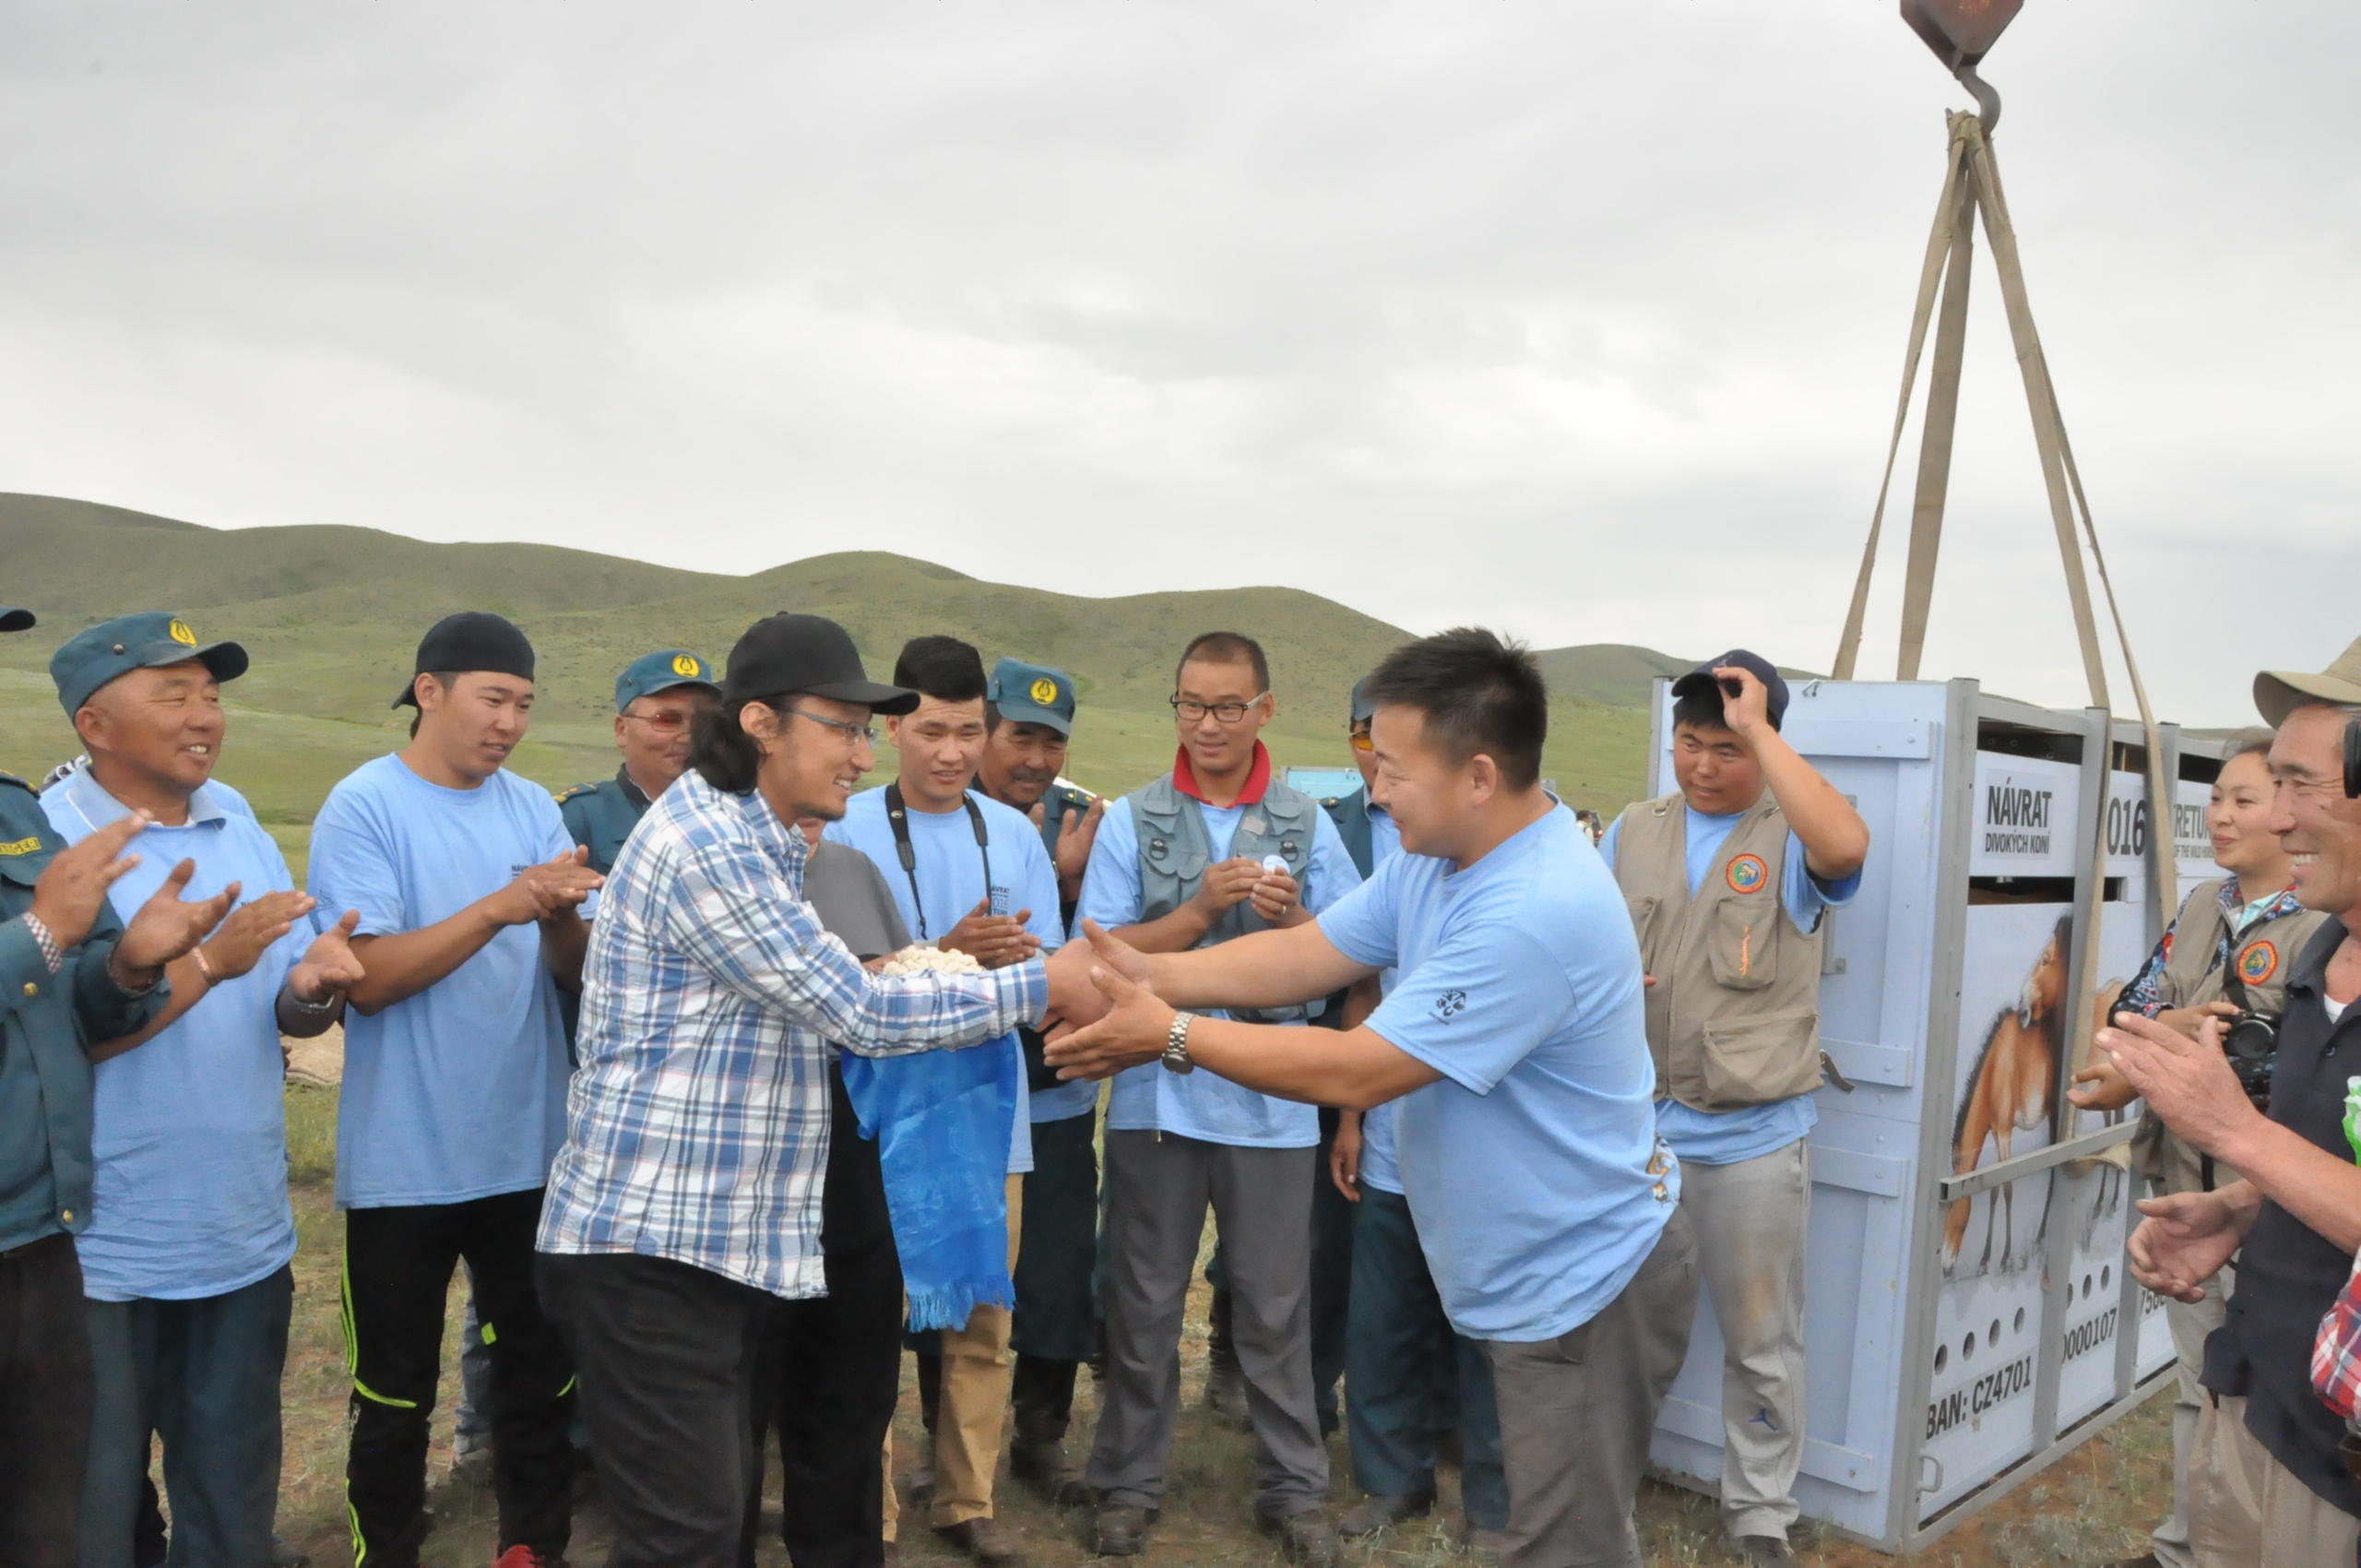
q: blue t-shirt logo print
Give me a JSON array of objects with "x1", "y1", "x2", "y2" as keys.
[{"x1": 1431, "y1": 989, "x2": 1468, "y2": 1021}]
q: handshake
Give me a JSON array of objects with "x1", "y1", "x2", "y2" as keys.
[{"x1": 1038, "y1": 921, "x2": 1171, "y2": 1081}]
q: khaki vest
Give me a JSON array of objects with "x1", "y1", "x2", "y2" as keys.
[
  {"x1": 1613, "y1": 791, "x2": 1827, "y2": 1111},
  {"x1": 2131, "y1": 876, "x2": 2331, "y2": 1192},
  {"x1": 1129, "y1": 773, "x2": 1323, "y2": 1024}
]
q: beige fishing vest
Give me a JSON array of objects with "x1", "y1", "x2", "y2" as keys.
[
  {"x1": 2153, "y1": 876, "x2": 2327, "y2": 1017},
  {"x1": 1614, "y1": 791, "x2": 1827, "y2": 1112},
  {"x1": 2131, "y1": 876, "x2": 2331, "y2": 1192}
]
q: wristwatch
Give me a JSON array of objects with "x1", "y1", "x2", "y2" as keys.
[{"x1": 1160, "y1": 1011, "x2": 1197, "y2": 1075}]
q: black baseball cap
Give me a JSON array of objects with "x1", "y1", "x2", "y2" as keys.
[
  {"x1": 392, "y1": 612, "x2": 537, "y2": 708},
  {"x1": 1670, "y1": 648, "x2": 1790, "y2": 730},
  {"x1": 721, "y1": 613, "x2": 918, "y2": 715}
]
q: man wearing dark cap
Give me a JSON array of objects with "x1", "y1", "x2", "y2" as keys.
[
  {"x1": 308, "y1": 611, "x2": 601, "y2": 1568},
  {"x1": 979, "y1": 658, "x2": 1102, "y2": 919},
  {"x1": 976, "y1": 656, "x2": 1103, "y2": 1503},
  {"x1": 534, "y1": 613, "x2": 1109, "y2": 1568},
  {"x1": 0, "y1": 603, "x2": 241, "y2": 1568},
  {"x1": 1601, "y1": 652, "x2": 1869, "y2": 1568},
  {"x1": 554, "y1": 648, "x2": 723, "y2": 876},
  {"x1": 40, "y1": 612, "x2": 363, "y2": 1568}
]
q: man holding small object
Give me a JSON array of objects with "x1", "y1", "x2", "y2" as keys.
[
  {"x1": 1049, "y1": 628, "x2": 1694, "y2": 1568},
  {"x1": 2106, "y1": 638, "x2": 2361, "y2": 1568},
  {"x1": 1067, "y1": 631, "x2": 1360, "y2": 1564}
]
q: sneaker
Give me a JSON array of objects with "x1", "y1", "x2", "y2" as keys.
[
  {"x1": 933, "y1": 1517, "x2": 1027, "y2": 1566},
  {"x1": 1092, "y1": 1504, "x2": 1157, "y2": 1557},
  {"x1": 1737, "y1": 1536, "x2": 1799, "y2": 1566},
  {"x1": 1336, "y1": 1491, "x2": 1435, "y2": 1538},
  {"x1": 492, "y1": 1549, "x2": 569, "y2": 1568},
  {"x1": 1256, "y1": 1510, "x2": 1343, "y2": 1568},
  {"x1": 1009, "y1": 1438, "x2": 1092, "y2": 1507}
]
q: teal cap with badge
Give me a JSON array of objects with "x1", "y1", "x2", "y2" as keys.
[
  {"x1": 50, "y1": 612, "x2": 249, "y2": 717},
  {"x1": 987, "y1": 657, "x2": 1076, "y2": 736},
  {"x1": 615, "y1": 648, "x2": 720, "y2": 713},
  {"x1": 1349, "y1": 676, "x2": 1375, "y2": 725}
]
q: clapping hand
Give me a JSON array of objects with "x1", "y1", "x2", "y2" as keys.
[
  {"x1": 28, "y1": 811, "x2": 150, "y2": 950},
  {"x1": 2096, "y1": 1009, "x2": 2261, "y2": 1158},
  {"x1": 1038, "y1": 796, "x2": 1105, "y2": 888},
  {"x1": 488, "y1": 848, "x2": 603, "y2": 926},
  {"x1": 113, "y1": 858, "x2": 239, "y2": 987},
  {"x1": 197, "y1": 889, "x2": 319, "y2": 984},
  {"x1": 2127, "y1": 1189, "x2": 2245, "y2": 1303},
  {"x1": 289, "y1": 910, "x2": 365, "y2": 1004}
]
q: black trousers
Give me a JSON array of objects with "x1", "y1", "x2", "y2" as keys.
[
  {"x1": 343, "y1": 1189, "x2": 574, "y2": 1567},
  {"x1": 0, "y1": 1232, "x2": 94, "y2": 1568},
  {"x1": 540, "y1": 1250, "x2": 774, "y2": 1568},
  {"x1": 744, "y1": 1064, "x2": 905, "y2": 1568}
]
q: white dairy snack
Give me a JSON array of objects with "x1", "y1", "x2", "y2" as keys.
[
  {"x1": 877, "y1": 944, "x2": 986, "y2": 978},
  {"x1": 1260, "y1": 854, "x2": 1290, "y2": 876}
]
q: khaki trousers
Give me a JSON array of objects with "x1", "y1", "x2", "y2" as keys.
[
  {"x1": 2189, "y1": 1395, "x2": 2361, "y2": 1568},
  {"x1": 881, "y1": 1176, "x2": 1025, "y2": 1538},
  {"x1": 1679, "y1": 1138, "x2": 1810, "y2": 1541},
  {"x1": 930, "y1": 1175, "x2": 1025, "y2": 1528}
]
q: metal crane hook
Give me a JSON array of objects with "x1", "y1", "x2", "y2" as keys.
[{"x1": 1901, "y1": 0, "x2": 2021, "y2": 134}]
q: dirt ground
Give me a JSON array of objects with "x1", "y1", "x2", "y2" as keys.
[{"x1": 269, "y1": 1087, "x2": 2171, "y2": 1567}]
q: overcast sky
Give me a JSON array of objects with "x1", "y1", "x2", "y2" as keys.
[{"x1": 4, "y1": 2, "x2": 2353, "y2": 724}]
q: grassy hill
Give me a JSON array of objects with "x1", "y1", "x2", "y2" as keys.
[{"x1": 2, "y1": 493, "x2": 1687, "y2": 873}]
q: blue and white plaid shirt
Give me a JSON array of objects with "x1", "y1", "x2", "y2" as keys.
[{"x1": 536, "y1": 771, "x2": 1047, "y2": 1298}]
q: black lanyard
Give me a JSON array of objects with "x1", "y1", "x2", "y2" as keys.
[{"x1": 884, "y1": 781, "x2": 991, "y2": 941}]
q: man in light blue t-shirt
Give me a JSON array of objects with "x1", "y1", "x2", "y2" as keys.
[
  {"x1": 41, "y1": 613, "x2": 362, "y2": 1568},
  {"x1": 1046, "y1": 629, "x2": 1697, "y2": 1568},
  {"x1": 1601, "y1": 651, "x2": 1868, "y2": 1568},
  {"x1": 307, "y1": 612, "x2": 602, "y2": 1568},
  {"x1": 826, "y1": 635, "x2": 1064, "y2": 1568},
  {"x1": 1070, "y1": 631, "x2": 1361, "y2": 1566}
]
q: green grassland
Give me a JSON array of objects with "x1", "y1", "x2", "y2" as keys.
[{"x1": 4, "y1": 492, "x2": 1674, "y2": 876}]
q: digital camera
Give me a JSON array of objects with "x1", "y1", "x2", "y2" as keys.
[{"x1": 2220, "y1": 1009, "x2": 2279, "y2": 1109}]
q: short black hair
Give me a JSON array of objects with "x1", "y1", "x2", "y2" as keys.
[
  {"x1": 1671, "y1": 687, "x2": 1734, "y2": 735},
  {"x1": 1176, "y1": 632, "x2": 1268, "y2": 695},
  {"x1": 1363, "y1": 627, "x2": 1547, "y2": 790},
  {"x1": 892, "y1": 636, "x2": 987, "y2": 705},
  {"x1": 690, "y1": 694, "x2": 791, "y2": 794},
  {"x1": 407, "y1": 671, "x2": 465, "y2": 739}
]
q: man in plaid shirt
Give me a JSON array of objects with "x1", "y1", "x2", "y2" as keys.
[
  {"x1": 535, "y1": 613, "x2": 1107, "y2": 1568},
  {"x1": 2102, "y1": 637, "x2": 2361, "y2": 1568}
]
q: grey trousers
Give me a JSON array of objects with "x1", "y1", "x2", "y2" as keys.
[
  {"x1": 1086, "y1": 1131, "x2": 1327, "y2": 1516},
  {"x1": 1680, "y1": 1138, "x2": 1810, "y2": 1540},
  {"x1": 1483, "y1": 1207, "x2": 1699, "y2": 1568}
]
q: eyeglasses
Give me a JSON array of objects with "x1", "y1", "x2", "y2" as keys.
[
  {"x1": 623, "y1": 710, "x2": 696, "y2": 734},
  {"x1": 783, "y1": 707, "x2": 877, "y2": 745},
  {"x1": 1349, "y1": 730, "x2": 1374, "y2": 754},
  {"x1": 1170, "y1": 693, "x2": 1268, "y2": 724}
]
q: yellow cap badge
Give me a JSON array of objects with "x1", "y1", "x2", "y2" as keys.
[
  {"x1": 1030, "y1": 677, "x2": 1060, "y2": 706},
  {"x1": 168, "y1": 618, "x2": 198, "y2": 647},
  {"x1": 671, "y1": 654, "x2": 702, "y2": 679}
]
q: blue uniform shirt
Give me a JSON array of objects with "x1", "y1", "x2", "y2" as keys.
[
  {"x1": 1349, "y1": 809, "x2": 1413, "y2": 1195},
  {"x1": 1320, "y1": 803, "x2": 1676, "y2": 1341},
  {"x1": 0, "y1": 776, "x2": 168, "y2": 1253},
  {"x1": 308, "y1": 755, "x2": 575, "y2": 1208},
  {"x1": 41, "y1": 768, "x2": 310, "y2": 1300},
  {"x1": 1075, "y1": 793, "x2": 1362, "y2": 1149},
  {"x1": 827, "y1": 787, "x2": 1065, "y2": 1170},
  {"x1": 1600, "y1": 807, "x2": 1862, "y2": 1166}
]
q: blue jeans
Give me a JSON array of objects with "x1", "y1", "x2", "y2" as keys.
[
  {"x1": 1345, "y1": 1187, "x2": 1508, "y2": 1529},
  {"x1": 79, "y1": 1265, "x2": 293, "y2": 1568}
]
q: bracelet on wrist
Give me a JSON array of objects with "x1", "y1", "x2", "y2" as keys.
[
  {"x1": 191, "y1": 945, "x2": 216, "y2": 985},
  {"x1": 21, "y1": 913, "x2": 65, "y2": 975},
  {"x1": 283, "y1": 982, "x2": 339, "y2": 1015}
]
